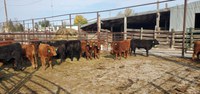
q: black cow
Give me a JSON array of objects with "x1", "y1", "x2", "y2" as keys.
[
  {"x1": 46, "y1": 40, "x2": 67, "y2": 63},
  {"x1": 0, "y1": 43, "x2": 24, "y2": 70},
  {"x1": 65, "y1": 40, "x2": 81, "y2": 61},
  {"x1": 130, "y1": 39, "x2": 159, "y2": 56}
]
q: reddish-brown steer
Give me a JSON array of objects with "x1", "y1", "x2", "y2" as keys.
[{"x1": 38, "y1": 43, "x2": 57, "y2": 70}]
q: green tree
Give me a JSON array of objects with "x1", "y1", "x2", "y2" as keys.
[
  {"x1": 39, "y1": 20, "x2": 50, "y2": 28},
  {"x1": 124, "y1": 8, "x2": 133, "y2": 17},
  {"x1": 15, "y1": 23, "x2": 24, "y2": 32},
  {"x1": 4, "y1": 20, "x2": 16, "y2": 32},
  {"x1": 74, "y1": 15, "x2": 88, "y2": 26},
  {"x1": 116, "y1": 8, "x2": 134, "y2": 17}
]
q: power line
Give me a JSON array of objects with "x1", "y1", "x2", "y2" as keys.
[{"x1": 8, "y1": 0, "x2": 44, "y2": 6}]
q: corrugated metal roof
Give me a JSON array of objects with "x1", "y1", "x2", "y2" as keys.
[{"x1": 81, "y1": 8, "x2": 170, "y2": 28}]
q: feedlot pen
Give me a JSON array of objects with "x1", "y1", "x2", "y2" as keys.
[{"x1": 0, "y1": 48, "x2": 200, "y2": 94}]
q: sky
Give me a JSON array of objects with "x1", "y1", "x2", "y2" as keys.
[{"x1": 0, "y1": 0, "x2": 199, "y2": 24}]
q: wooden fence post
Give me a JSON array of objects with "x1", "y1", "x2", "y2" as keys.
[
  {"x1": 124, "y1": 16, "x2": 127, "y2": 40},
  {"x1": 140, "y1": 27, "x2": 143, "y2": 40},
  {"x1": 189, "y1": 28, "x2": 193, "y2": 49},
  {"x1": 154, "y1": 27, "x2": 157, "y2": 39},
  {"x1": 170, "y1": 29, "x2": 175, "y2": 48}
]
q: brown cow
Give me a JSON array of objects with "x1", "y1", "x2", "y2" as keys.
[
  {"x1": 192, "y1": 40, "x2": 200, "y2": 60},
  {"x1": 38, "y1": 43, "x2": 57, "y2": 70},
  {"x1": 93, "y1": 41, "x2": 101, "y2": 59},
  {"x1": 21, "y1": 44, "x2": 37, "y2": 69},
  {"x1": 81, "y1": 40, "x2": 92, "y2": 60},
  {"x1": 0, "y1": 41, "x2": 14, "y2": 46},
  {"x1": 111, "y1": 40, "x2": 130, "y2": 60}
]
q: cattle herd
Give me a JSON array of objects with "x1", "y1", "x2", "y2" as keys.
[{"x1": 0, "y1": 38, "x2": 199, "y2": 71}]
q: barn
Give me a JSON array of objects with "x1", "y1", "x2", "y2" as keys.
[{"x1": 81, "y1": 1, "x2": 200, "y2": 32}]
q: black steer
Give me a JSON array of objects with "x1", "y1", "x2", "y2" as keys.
[
  {"x1": 47, "y1": 40, "x2": 67, "y2": 63},
  {"x1": 130, "y1": 39, "x2": 159, "y2": 56},
  {"x1": 0, "y1": 43, "x2": 24, "y2": 70},
  {"x1": 65, "y1": 40, "x2": 81, "y2": 61}
]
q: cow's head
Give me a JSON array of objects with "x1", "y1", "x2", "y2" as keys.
[
  {"x1": 94, "y1": 41, "x2": 101, "y2": 50},
  {"x1": 153, "y1": 39, "x2": 159, "y2": 46},
  {"x1": 47, "y1": 46, "x2": 57, "y2": 56},
  {"x1": 86, "y1": 41, "x2": 93, "y2": 48}
]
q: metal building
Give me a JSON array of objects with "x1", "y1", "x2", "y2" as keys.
[{"x1": 81, "y1": 1, "x2": 200, "y2": 32}]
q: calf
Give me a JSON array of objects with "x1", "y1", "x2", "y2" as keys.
[
  {"x1": 93, "y1": 41, "x2": 101, "y2": 59},
  {"x1": 192, "y1": 40, "x2": 200, "y2": 60},
  {"x1": 21, "y1": 44, "x2": 37, "y2": 69},
  {"x1": 0, "y1": 43, "x2": 24, "y2": 70},
  {"x1": 111, "y1": 40, "x2": 130, "y2": 60},
  {"x1": 38, "y1": 43, "x2": 57, "y2": 70},
  {"x1": 130, "y1": 39, "x2": 159, "y2": 56},
  {"x1": 81, "y1": 40, "x2": 92, "y2": 60}
]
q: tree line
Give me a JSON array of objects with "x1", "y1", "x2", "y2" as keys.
[{"x1": 2, "y1": 8, "x2": 133, "y2": 32}]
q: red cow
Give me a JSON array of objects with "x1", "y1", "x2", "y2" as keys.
[
  {"x1": 81, "y1": 40, "x2": 92, "y2": 60},
  {"x1": 21, "y1": 44, "x2": 37, "y2": 69},
  {"x1": 192, "y1": 40, "x2": 200, "y2": 60},
  {"x1": 93, "y1": 41, "x2": 101, "y2": 59},
  {"x1": 38, "y1": 43, "x2": 57, "y2": 70},
  {"x1": 0, "y1": 41, "x2": 14, "y2": 46},
  {"x1": 111, "y1": 40, "x2": 130, "y2": 60}
]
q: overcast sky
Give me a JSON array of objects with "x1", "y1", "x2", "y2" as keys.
[{"x1": 0, "y1": 0, "x2": 199, "y2": 23}]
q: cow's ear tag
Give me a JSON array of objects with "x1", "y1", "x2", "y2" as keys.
[
  {"x1": 55, "y1": 48, "x2": 58, "y2": 51},
  {"x1": 48, "y1": 49, "x2": 51, "y2": 53}
]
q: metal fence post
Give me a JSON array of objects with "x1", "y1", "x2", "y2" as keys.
[{"x1": 32, "y1": 19, "x2": 35, "y2": 39}]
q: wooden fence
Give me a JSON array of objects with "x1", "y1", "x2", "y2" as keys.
[{"x1": 0, "y1": 29, "x2": 199, "y2": 50}]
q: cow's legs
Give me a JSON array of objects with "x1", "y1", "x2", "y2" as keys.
[
  {"x1": 49, "y1": 59, "x2": 53, "y2": 69},
  {"x1": 125, "y1": 51, "x2": 128, "y2": 59},
  {"x1": 34, "y1": 55, "x2": 38, "y2": 69},
  {"x1": 60, "y1": 53, "x2": 66, "y2": 63},
  {"x1": 30, "y1": 56, "x2": 35, "y2": 69},
  {"x1": 41, "y1": 57, "x2": 46, "y2": 70},
  {"x1": 115, "y1": 53, "x2": 118, "y2": 60},
  {"x1": 192, "y1": 52, "x2": 197, "y2": 60},
  {"x1": 119, "y1": 52, "x2": 121, "y2": 60},
  {"x1": 133, "y1": 48, "x2": 136, "y2": 56},
  {"x1": 146, "y1": 49, "x2": 149, "y2": 57}
]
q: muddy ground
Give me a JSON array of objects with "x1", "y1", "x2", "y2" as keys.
[{"x1": 0, "y1": 48, "x2": 200, "y2": 94}]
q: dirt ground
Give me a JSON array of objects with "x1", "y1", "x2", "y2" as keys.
[{"x1": 0, "y1": 48, "x2": 200, "y2": 94}]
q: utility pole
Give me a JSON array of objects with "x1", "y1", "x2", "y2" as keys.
[
  {"x1": 4, "y1": 0, "x2": 8, "y2": 23},
  {"x1": 182, "y1": 0, "x2": 187, "y2": 57}
]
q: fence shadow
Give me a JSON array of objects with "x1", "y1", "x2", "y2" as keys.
[
  {"x1": 150, "y1": 54, "x2": 200, "y2": 70},
  {"x1": 0, "y1": 68, "x2": 70, "y2": 94}
]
